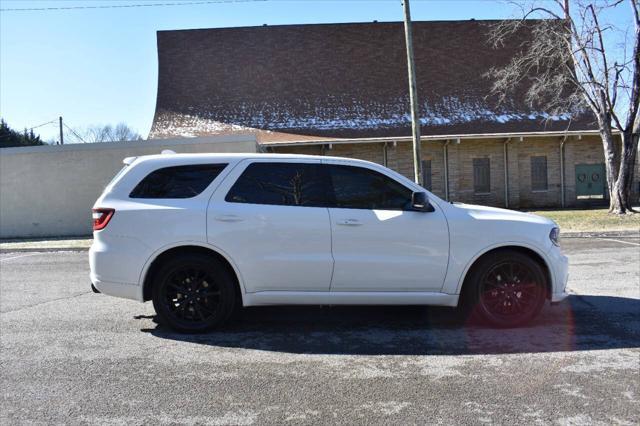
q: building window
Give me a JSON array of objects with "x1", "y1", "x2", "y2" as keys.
[
  {"x1": 473, "y1": 158, "x2": 491, "y2": 193},
  {"x1": 422, "y1": 160, "x2": 432, "y2": 191},
  {"x1": 531, "y1": 156, "x2": 548, "y2": 191}
]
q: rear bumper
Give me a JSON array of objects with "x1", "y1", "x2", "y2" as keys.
[
  {"x1": 89, "y1": 234, "x2": 150, "y2": 302},
  {"x1": 90, "y1": 273, "x2": 141, "y2": 301}
]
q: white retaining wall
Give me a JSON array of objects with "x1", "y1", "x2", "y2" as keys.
[{"x1": 0, "y1": 135, "x2": 258, "y2": 238}]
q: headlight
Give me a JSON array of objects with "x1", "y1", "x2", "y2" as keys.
[{"x1": 549, "y1": 227, "x2": 560, "y2": 246}]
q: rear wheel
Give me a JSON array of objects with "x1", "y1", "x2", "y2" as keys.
[
  {"x1": 151, "y1": 253, "x2": 237, "y2": 333},
  {"x1": 464, "y1": 250, "x2": 547, "y2": 328}
]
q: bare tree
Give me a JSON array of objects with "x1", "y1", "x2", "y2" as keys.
[
  {"x1": 487, "y1": 0, "x2": 639, "y2": 213},
  {"x1": 66, "y1": 123, "x2": 143, "y2": 143}
]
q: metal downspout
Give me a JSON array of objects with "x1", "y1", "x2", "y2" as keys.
[
  {"x1": 383, "y1": 142, "x2": 388, "y2": 167},
  {"x1": 503, "y1": 138, "x2": 512, "y2": 208},
  {"x1": 560, "y1": 136, "x2": 568, "y2": 208},
  {"x1": 443, "y1": 140, "x2": 451, "y2": 201}
]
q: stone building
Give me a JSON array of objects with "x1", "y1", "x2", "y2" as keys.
[{"x1": 149, "y1": 21, "x2": 638, "y2": 209}]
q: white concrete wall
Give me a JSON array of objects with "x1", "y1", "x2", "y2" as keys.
[{"x1": 0, "y1": 135, "x2": 258, "y2": 238}]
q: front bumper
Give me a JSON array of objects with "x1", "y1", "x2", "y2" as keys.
[
  {"x1": 551, "y1": 290, "x2": 569, "y2": 304},
  {"x1": 548, "y1": 245, "x2": 569, "y2": 303}
]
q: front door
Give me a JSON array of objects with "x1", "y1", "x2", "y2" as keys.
[
  {"x1": 575, "y1": 163, "x2": 606, "y2": 198},
  {"x1": 207, "y1": 159, "x2": 333, "y2": 293},
  {"x1": 323, "y1": 161, "x2": 449, "y2": 292}
]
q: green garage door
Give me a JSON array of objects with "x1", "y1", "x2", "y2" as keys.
[{"x1": 575, "y1": 164, "x2": 606, "y2": 197}]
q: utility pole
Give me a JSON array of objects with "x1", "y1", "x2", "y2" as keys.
[
  {"x1": 59, "y1": 116, "x2": 64, "y2": 145},
  {"x1": 402, "y1": 0, "x2": 423, "y2": 185}
]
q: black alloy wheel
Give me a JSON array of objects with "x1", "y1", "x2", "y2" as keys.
[
  {"x1": 465, "y1": 250, "x2": 547, "y2": 327},
  {"x1": 152, "y1": 253, "x2": 236, "y2": 333}
]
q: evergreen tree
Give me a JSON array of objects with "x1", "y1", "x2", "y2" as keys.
[{"x1": 0, "y1": 119, "x2": 44, "y2": 148}]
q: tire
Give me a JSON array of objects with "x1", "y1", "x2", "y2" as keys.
[
  {"x1": 151, "y1": 253, "x2": 237, "y2": 333},
  {"x1": 463, "y1": 250, "x2": 547, "y2": 328}
]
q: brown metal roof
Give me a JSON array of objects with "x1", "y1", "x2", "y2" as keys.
[{"x1": 149, "y1": 21, "x2": 596, "y2": 141}]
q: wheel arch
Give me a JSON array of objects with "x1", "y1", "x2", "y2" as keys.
[
  {"x1": 456, "y1": 244, "x2": 553, "y2": 300},
  {"x1": 139, "y1": 242, "x2": 245, "y2": 304}
]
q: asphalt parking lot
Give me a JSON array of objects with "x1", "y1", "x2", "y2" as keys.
[{"x1": 1, "y1": 237, "x2": 639, "y2": 425}]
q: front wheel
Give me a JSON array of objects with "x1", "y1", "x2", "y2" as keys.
[
  {"x1": 151, "y1": 253, "x2": 237, "y2": 333},
  {"x1": 464, "y1": 250, "x2": 547, "y2": 328}
]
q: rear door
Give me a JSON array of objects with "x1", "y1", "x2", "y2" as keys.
[
  {"x1": 323, "y1": 160, "x2": 449, "y2": 292},
  {"x1": 207, "y1": 159, "x2": 333, "y2": 293}
]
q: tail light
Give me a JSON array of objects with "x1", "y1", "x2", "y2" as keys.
[{"x1": 92, "y1": 208, "x2": 115, "y2": 231}]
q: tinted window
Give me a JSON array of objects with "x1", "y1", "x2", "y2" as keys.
[
  {"x1": 473, "y1": 158, "x2": 491, "y2": 193},
  {"x1": 531, "y1": 156, "x2": 548, "y2": 191},
  {"x1": 130, "y1": 164, "x2": 227, "y2": 199},
  {"x1": 327, "y1": 164, "x2": 412, "y2": 210},
  {"x1": 225, "y1": 162, "x2": 328, "y2": 207}
]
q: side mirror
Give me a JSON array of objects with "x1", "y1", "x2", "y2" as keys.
[{"x1": 411, "y1": 191, "x2": 435, "y2": 212}]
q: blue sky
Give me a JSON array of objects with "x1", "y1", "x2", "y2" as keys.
[{"x1": 0, "y1": 0, "x2": 633, "y2": 141}]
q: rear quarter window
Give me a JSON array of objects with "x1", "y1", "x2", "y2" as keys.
[{"x1": 130, "y1": 164, "x2": 227, "y2": 199}]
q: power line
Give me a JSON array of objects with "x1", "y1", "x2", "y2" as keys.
[
  {"x1": 27, "y1": 119, "x2": 58, "y2": 130},
  {"x1": 0, "y1": 0, "x2": 264, "y2": 12},
  {"x1": 62, "y1": 122, "x2": 88, "y2": 143},
  {"x1": 0, "y1": 0, "x2": 453, "y2": 12},
  {"x1": 0, "y1": 119, "x2": 56, "y2": 140}
]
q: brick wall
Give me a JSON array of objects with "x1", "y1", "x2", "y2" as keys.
[
  {"x1": 270, "y1": 135, "x2": 638, "y2": 209},
  {"x1": 516, "y1": 137, "x2": 563, "y2": 209},
  {"x1": 447, "y1": 139, "x2": 506, "y2": 206}
]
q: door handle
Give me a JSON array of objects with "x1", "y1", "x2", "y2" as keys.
[
  {"x1": 214, "y1": 214, "x2": 244, "y2": 222},
  {"x1": 337, "y1": 219, "x2": 363, "y2": 226}
]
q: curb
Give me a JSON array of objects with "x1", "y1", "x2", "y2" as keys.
[
  {"x1": 0, "y1": 247, "x2": 89, "y2": 254},
  {"x1": 561, "y1": 231, "x2": 640, "y2": 238}
]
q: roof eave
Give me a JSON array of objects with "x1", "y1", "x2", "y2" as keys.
[{"x1": 259, "y1": 129, "x2": 606, "y2": 147}]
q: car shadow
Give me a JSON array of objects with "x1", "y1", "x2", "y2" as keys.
[{"x1": 139, "y1": 294, "x2": 640, "y2": 355}]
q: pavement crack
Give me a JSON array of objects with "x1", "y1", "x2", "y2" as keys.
[{"x1": 0, "y1": 291, "x2": 91, "y2": 314}]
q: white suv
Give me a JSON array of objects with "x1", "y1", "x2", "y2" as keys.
[{"x1": 90, "y1": 153, "x2": 568, "y2": 332}]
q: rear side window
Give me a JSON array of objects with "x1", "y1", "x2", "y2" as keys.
[
  {"x1": 225, "y1": 162, "x2": 327, "y2": 207},
  {"x1": 327, "y1": 164, "x2": 412, "y2": 210},
  {"x1": 130, "y1": 164, "x2": 227, "y2": 199}
]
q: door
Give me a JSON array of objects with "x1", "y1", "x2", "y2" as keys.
[
  {"x1": 323, "y1": 161, "x2": 449, "y2": 292},
  {"x1": 207, "y1": 160, "x2": 333, "y2": 293},
  {"x1": 575, "y1": 163, "x2": 606, "y2": 198}
]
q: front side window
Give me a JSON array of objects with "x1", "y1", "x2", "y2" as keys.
[
  {"x1": 225, "y1": 162, "x2": 327, "y2": 207},
  {"x1": 130, "y1": 164, "x2": 227, "y2": 199},
  {"x1": 326, "y1": 164, "x2": 412, "y2": 210}
]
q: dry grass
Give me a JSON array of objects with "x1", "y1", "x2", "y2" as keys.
[{"x1": 531, "y1": 208, "x2": 640, "y2": 232}]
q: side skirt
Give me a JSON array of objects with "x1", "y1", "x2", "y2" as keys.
[{"x1": 243, "y1": 291, "x2": 460, "y2": 307}]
